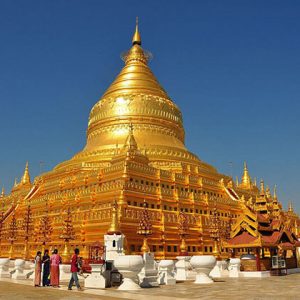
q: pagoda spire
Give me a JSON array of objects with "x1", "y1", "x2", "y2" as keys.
[
  {"x1": 253, "y1": 177, "x2": 257, "y2": 187},
  {"x1": 273, "y1": 185, "x2": 277, "y2": 201},
  {"x1": 235, "y1": 176, "x2": 239, "y2": 186},
  {"x1": 266, "y1": 185, "x2": 271, "y2": 198},
  {"x1": 1, "y1": 187, "x2": 4, "y2": 197},
  {"x1": 125, "y1": 123, "x2": 138, "y2": 151},
  {"x1": 260, "y1": 179, "x2": 265, "y2": 196},
  {"x1": 288, "y1": 201, "x2": 294, "y2": 212},
  {"x1": 107, "y1": 199, "x2": 121, "y2": 235},
  {"x1": 21, "y1": 162, "x2": 31, "y2": 185},
  {"x1": 132, "y1": 17, "x2": 141, "y2": 45},
  {"x1": 241, "y1": 161, "x2": 251, "y2": 187},
  {"x1": 13, "y1": 178, "x2": 18, "y2": 187}
]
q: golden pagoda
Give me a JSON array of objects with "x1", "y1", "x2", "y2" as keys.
[{"x1": 0, "y1": 21, "x2": 298, "y2": 260}]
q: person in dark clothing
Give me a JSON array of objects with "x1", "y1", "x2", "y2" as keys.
[
  {"x1": 68, "y1": 248, "x2": 83, "y2": 291},
  {"x1": 42, "y1": 249, "x2": 50, "y2": 286}
]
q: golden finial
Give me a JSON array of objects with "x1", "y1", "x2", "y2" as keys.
[
  {"x1": 1, "y1": 187, "x2": 4, "y2": 197},
  {"x1": 288, "y1": 201, "x2": 294, "y2": 212},
  {"x1": 125, "y1": 123, "x2": 138, "y2": 149},
  {"x1": 107, "y1": 199, "x2": 121, "y2": 234},
  {"x1": 14, "y1": 178, "x2": 18, "y2": 187},
  {"x1": 253, "y1": 177, "x2": 257, "y2": 187},
  {"x1": 235, "y1": 176, "x2": 239, "y2": 186},
  {"x1": 260, "y1": 179, "x2": 265, "y2": 195},
  {"x1": 266, "y1": 185, "x2": 271, "y2": 198},
  {"x1": 22, "y1": 162, "x2": 31, "y2": 185},
  {"x1": 132, "y1": 17, "x2": 141, "y2": 45},
  {"x1": 241, "y1": 161, "x2": 251, "y2": 187},
  {"x1": 273, "y1": 185, "x2": 277, "y2": 200},
  {"x1": 137, "y1": 199, "x2": 152, "y2": 253}
]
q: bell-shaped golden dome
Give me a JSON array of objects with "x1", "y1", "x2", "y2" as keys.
[{"x1": 56, "y1": 22, "x2": 216, "y2": 173}]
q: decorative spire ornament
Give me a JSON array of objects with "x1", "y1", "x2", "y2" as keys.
[
  {"x1": 241, "y1": 161, "x2": 251, "y2": 188},
  {"x1": 59, "y1": 206, "x2": 76, "y2": 263},
  {"x1": 36, "y1": 201, "x2": 53, "y2": 253},
  {"x1": 288, "y1": 202, "x2": 294, "y2": 212},
  {"x1": 209, "y1": 204, "x2": 221, "y2": 258},
  {"x1": 21, "y1": 162, "x2": 31, "y2": 185},
  {"x1": 125, "y1": 123, "x2": 138, "y2": 150},
  {"x1": 178, "y1": 212, "x2": 189, "y2": 256},
  {"x1": 7, "y1": 213, "x2": 18, "y2": 258},
  {"x1": 266, "y1": 185, "x2": 271, "y2": 198},
  {"x1": 254, "y1": 177, "x2": 257, "y2": 187},
  {"x1": 107, "y1": 200, "x2": 121, "y2": 235},
  {"x1": 273, "y1": 185, "x2": 277, "y2": 200},
  {"x1": 21, "y1": 205, "x2": 34, "y2": 259},
  {"x1": 260, "y1": 179, "x2": 265, "y2": 196},
  {"x1": 137, "y1": 200, "x2": 152, "y2": 253},
  {"x1": 132, "y1": 17, "x2": 141, "y2": 45}
]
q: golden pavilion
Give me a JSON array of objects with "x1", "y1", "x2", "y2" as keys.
[{"x1": 0, "y1": 21, "x2": 299, "y2": 262}]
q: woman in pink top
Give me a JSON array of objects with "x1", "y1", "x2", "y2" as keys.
[{"x1": 50, "y1": 249, "x2": 62, "y2": 287}]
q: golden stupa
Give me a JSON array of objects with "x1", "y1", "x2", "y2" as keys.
[{"x1": 0, "y1": 21, "x2": 299, "y2": 260}]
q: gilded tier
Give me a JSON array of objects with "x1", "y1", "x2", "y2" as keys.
[{"x1": 55, "y1": 26, "x2": 216, "y2": 173}]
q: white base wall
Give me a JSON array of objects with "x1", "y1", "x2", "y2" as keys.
[{"x1": 240, "y1": 271, "x2": 270, "y2": 278}]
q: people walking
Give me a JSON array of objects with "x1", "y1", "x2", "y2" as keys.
[
  {"x1": 50, "y1": 249, "x2": 61, "y2": 287},
  {"x1": 34, "y1": 251, "x2": 42, "y2": 287},
  {"x1": 42, "y1": 249, "x2": 50, "y2": 286},
  {"x1": 68, "y1": 248, "x2": 83, "y2": 291}
]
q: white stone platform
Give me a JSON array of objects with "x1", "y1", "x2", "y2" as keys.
[{"x1": 239, "y1": 271, "x2": 270, "y2": 278}]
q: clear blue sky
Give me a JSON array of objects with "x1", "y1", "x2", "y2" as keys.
[{"x1": 0, "y1": 0, "x2": 299, "y2": 212}]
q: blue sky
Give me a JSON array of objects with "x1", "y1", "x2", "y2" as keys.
[{"x1": 0, "y1": 0, "x2": 299, "y2": 211}]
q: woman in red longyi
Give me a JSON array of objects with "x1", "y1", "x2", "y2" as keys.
[{"x1": 50, "y1": 249, "x2": 61, "y2": 287}]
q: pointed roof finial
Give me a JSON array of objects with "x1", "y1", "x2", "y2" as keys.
[
  {"x1": 107, "y1": 199, "x2": 121, "y2": 235},
  {"x1": 1, "y1": 187, "x2": 4, "y2": 197},
  {"x1": 273, "y1": 185, "x2": 277, "y2": 200},
  {"x1": 235, "y1": 176, "x2": 239, "y2": 186},
  {"x1": 288, "y1": 201, "x2": 294, "y2": 212},
  {"x1": 132, "y1": 16, "x2": 141, "y2": 45},
  {"x1": 266, "y1": 185, "x2": 271, "y2": 198},
  {"x1": 14, "y1": 178, "x2": 18, "y2": 187},
  {"x1": 22, "y1": 161, "x2": 31, "y2": 185},
  {"x1": 260, "y1": 179, "x2": 265, "y2": 195},
  {"x1": 125, "y1": 123, "x2": 138, "y2": 150},
  {"x1": 253, "y1": 177, "x2": 257, "y2": 187},
  {"x1": 241, "y1": 161, "x2": 251, "y2": 188}
]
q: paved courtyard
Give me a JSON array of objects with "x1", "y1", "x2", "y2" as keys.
[{"x1": 0, "y1": 274, "x2": 299, "y2": 300}]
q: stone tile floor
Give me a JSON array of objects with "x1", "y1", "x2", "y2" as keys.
[{"x1": 0, "y1": 274, "x2": 300, "y2": 300}]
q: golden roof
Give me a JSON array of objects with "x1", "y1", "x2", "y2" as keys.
[{"x1": 55, "y1": 21, "x2": 217, "y2": 174}]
